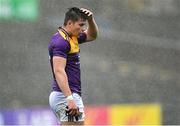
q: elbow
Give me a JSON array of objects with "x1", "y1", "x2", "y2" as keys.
[
  {"x1": 86, "y1": 29, "x2": 98, "y2": 41},
  {"x1": 54, "y1": 68, "x2": 64, "y2": 77},
  {"x1": 93, "y1": 33, "x2": 98, "y2": 40},
  {"x1": 94, "y1": 28, "x2": 99, "y2": 39},
  {"x1": 90, "y1": 32, "x2": 98, "y2": 41}
]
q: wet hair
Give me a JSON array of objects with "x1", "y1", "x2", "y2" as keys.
[{"x1": 63, "y1": 7, "x2": 88, "y2": 26}]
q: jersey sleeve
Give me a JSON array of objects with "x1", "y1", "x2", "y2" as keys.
[
  {"x1": 78, "y1": 32, "x2": 87, "y2": 44},
  {"x1": 51, "y1": 37, "x2": 70, "y2": 59}
]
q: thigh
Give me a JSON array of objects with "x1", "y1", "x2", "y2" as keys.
[
  {"x1": 49, "y1": 91, "x2": 67, "y2": 122},
  {"x1": 49, "y1": 92, "x2": 85, "y2": 123}
]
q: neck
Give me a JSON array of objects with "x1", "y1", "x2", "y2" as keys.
[{"x1": 61, "y1": 26, "x2": 72, "y2": 37}]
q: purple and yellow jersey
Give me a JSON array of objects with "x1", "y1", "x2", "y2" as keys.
[{"x1": 48, "y1": 28, "x2": 87, "y2": 96}]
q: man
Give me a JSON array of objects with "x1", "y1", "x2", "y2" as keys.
[{"x1": 48, "y1": 7, "x2": 98, "y2": 125}]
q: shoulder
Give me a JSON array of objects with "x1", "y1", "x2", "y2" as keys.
[{"x1": 50, "y1": 32, "x2": 70, "y2": 50}]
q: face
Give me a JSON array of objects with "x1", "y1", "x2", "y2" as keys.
[{"x1": 68, "y1": 19, "x2": 87, "y2": 36}]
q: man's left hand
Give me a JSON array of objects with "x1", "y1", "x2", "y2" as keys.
[{"x1": 80, "y1": 8, "x2": 93, "y2": 20}]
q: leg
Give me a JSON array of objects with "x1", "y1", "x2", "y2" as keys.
[{"x1": 49, "y1": 92, "x2": 85, "y2": 125}]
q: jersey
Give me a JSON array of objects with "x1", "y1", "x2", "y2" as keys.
[{"x1": 48, "y1": 27, "x2": 87, "y2": 96}]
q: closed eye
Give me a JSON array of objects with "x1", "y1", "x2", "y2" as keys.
[{"x1": 79, "y1": 23, "x2": 85, "y2": 27}]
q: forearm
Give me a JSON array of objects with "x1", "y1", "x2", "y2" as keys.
[
  {"x1": 87, "y1": 18, "x2": 98, "y2": 39},
  {"x1": 55, "y1": 70, "x2": 72, "y2": 97}
]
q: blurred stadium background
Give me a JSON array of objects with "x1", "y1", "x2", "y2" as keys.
[{"x1": 0, "y1": 0, "x2": 180, "y2": 125}]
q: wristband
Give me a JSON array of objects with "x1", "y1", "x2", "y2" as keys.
[{"x1": 66, "y1": 95, "x2": 73, "y2": 101}]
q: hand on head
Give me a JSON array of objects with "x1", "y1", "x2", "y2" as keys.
[{"x1": 80, "y1": 8, "x2": 93, "y2": 20}]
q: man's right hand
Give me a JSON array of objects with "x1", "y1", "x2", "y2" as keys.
[{"x1": 67, "y1": 99, "x2": 79, "y2": 116}]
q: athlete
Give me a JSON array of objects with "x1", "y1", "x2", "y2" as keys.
[{"x1": 48, "y1": 7, "x2": 98, "y2": 125}]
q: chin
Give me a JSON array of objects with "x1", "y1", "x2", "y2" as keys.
[{"x1": 74, "y1": 33, "x2": 79, "y2": 36}]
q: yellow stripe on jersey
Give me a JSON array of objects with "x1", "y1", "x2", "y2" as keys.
[{"x1": 58, "y1": 29, "x2": 80, "y2": 54}]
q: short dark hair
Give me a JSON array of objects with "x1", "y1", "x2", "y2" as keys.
[{"x1": 63, "y1": 7, "x2": 88, "y2": 26}]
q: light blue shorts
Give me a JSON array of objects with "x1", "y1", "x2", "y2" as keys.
[{"x1": 49, "y1": 91, "x2": 85, "y2": 122}]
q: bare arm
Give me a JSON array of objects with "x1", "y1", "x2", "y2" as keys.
[
  {"x1": 81, "y1": 8, "x2": 98, "y2": 42},
  {"x1": 53, "y1": 56, "x2": 72, "y2": 97},
  {"x1": 53, "y1": 56, "x2": 78, "y2": 115}
]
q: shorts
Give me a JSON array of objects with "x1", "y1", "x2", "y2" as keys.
[{"x1": 49, "y1": 91, "x2": 85, "y2": 122}]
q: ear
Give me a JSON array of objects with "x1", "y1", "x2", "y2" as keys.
[{"x1": 67, "y1": 20, "x2": 73, "y2": 26}]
